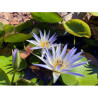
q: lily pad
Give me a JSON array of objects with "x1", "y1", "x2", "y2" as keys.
[
  {"x1": 4, "y1": 24, "x2": 14, "y2": 33},
  {"x1": 0, "y1": 55, "x2": 26, "y2": 84},
  {"x1": 0, "y1": 68, "x2": 10, "y2": 85},
  {"x1": 90, "y1": 12, "x2": 98, "y2": 16},
  {"x1": 4, "y1": 28, "x2": 39, "y2": 42},
  {"x1": 63, "y1": 19, "x2": 91, "y2": 38},
  {"x1": 31, "y1": 12, "x2": 63, "y2": 23},
  {"x1": 60, "y1": 57, "x2": 98, "y2": 85}
]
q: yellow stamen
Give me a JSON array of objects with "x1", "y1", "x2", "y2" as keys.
[{"x1": 41, "y1": 41, "x2": 50, "y2": 48}]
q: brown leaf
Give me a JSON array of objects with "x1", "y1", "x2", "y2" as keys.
[{"x1": 20, "y1": 45, "x2": 33, "y2": 59}]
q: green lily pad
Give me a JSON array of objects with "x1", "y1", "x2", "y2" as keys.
[
  {"x1": 90, "y1": 12, "x2": 98, "y2": 16},
  {"x1": 63, "y1": 19, "x2": 91, "y2": 38},
  {"x1": 0, "y1": 55, "x2": 26, "y2": 84},
  {"x1": 4, "y1": 24, "x2": 14, "y2": 33},
  {"x1": 4, "y1": 28, "x2": 39, "y2": 42},
  {"x1": 15, "y1": 20, "x2": 33, "y2": 33},
  {"x1": 31, "y1": 12, "x2": 63, "y2": 23},
  {"x1": 60, "y1": 57, "x2": 98, "y2": 85},
  {"x1": 4, "y1": 33, "x2": 32, "y2": 42},
  {"x1": 0, "y1": 68, "x2": 10, "y2": 85}
]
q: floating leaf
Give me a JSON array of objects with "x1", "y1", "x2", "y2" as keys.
[
  {"x1": 4, "y1": 33, "x2": 32, "y2": 42},
  {"x1": 0, "y1": 55, "x2": 25, "y2": 84},
  {"x1": 0, "y1": 68, "x2": 10, "y2": 85},
  {"x1": 31, "y1": 12, "x2": 63, "y2": 23},
  {"x1": 30, "y1": 78, "x2": 37, "y2": 84},
  {"x1": 63, "y1": 19, "x2": 91, "y2": 38},
  {"x1": 4, "y1": 28, "x2": 39, "y2": 42},
  {"x1": 90, "y1": 12, "x2": 98, "y2": 16},
  {"x1": 60, "y1": 57, "x2": 98, "y2": 85},
  {"x1": 15, "y1": 20, "x2": 33, "y2": 33},
  {"x1": 4, "y1": 24, "x2": 14, "y2": 33}
]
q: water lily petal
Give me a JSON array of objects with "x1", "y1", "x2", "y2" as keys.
[
  {"x1": 60, "y1": 44, "x2": 67, "y2": 58},
  {"x1": 39, "y1": 30, "x2": 43, "y2": 39},
  {"x1": 49, "y1": 33, "x2": 57, "y2": 42},
  {"x1": 30, "y1": 47, "x2": 42, "y2": 50},
  {"x1": 33, "y1": 33, "x2": 40, "y2": 42},
  {"x1": 65, "y1": 72, "x2": 84, "y2": 77},
  {"x1": 32, "y1": 63, "x2": 52, "y2": 70},
  {"x1": 70, "y1": 61, "x2": 88, "y2": 68},
  {"x1": 47, "y1": 30, "x2": 50, "y2": 39},
  {"x1": 53, "y1": 72, "x2": 60, "y2": 83},
  {"x1": 27, "y1": 40, "x2": 39, "y2": 46}
]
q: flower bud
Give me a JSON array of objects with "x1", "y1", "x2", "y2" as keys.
[{"x1": 12, "y1": 49, "x2": 21, "y2": 70}]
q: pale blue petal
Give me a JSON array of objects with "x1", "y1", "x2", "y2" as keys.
[
  {"x1": 60, "y1": 69, "x2": 71, "y2": 72},
  {"x1": 32, "y1": 53, "x2": 47, "y2": 64},
  {"x1": 33, "y1": 33, "x2": 40, "y2": 42},
  {"x1": 52, "y1": 44, "x2": 56, "y2": 59},
  {"x1": 46, "y1": 30, "x2": 50, "y2": 39},
  {"x1": 44, "y1": 30, "x2": 46, "y2": 38},
  {"x1": 70, "y1": 61, "x2": 88, "y2": 68},
  {"x1": 66, "y1": 48, "x2": 77, "y2": 60},
  {"x1": 26, "y1": 40, "x2": 39, "y2": 46},
  {"x1": 56, "y1": 65, "x2": 61, "y2": 70},
  {"x1": 30, "y1": 47, "x2": 42, "y2": 50},
  {"x1": 70, "y1": 51, "x2": 83, "y2": 62},
  {"x1": 60, "y1": 44, "x2": 67, "y2": 58},
  {"x1": 45, "y1": 47, "x2": 53, "y2": 64},
  {"x1": 32, "y1": 63, "x2": 52, "y2": 70},
  {"x1": 56, "y1": 44, "x2": 61, "y2": 57},
  {"x1": 65, "y1": 72, "x2": 84, "y2": 77},
  {"x1": 39, "y1": 30, "x2": 43, "y2": 39},
  {"x1": 49, "y1": 33, "x2": 57, "y2": 42},
  {"x1": 53, "y1": 72, "x2": 60, "y2": 83},
  {"x1": 70, "y1": 56, "x2": 84, "y2": 64},
  {"x1": 50, "y1": 37, "x2": 57, "y2": 43}
]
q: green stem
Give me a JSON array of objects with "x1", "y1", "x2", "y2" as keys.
[
  {"x1": 23, "y1": 42, "x2": 26, "y2": 51},
  {"x1": 74, "y1": 36, "x2": 76, "y2": 46},
  {"x1": 11, "y1": 71, "x2": 16, "y2": 85}
]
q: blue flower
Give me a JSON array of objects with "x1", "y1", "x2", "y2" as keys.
[
  {"x1": 27, "y1": 30, "x2": 57, "y2": 50},
  {"x1": 12, "y1": 49, "x2": 20, "y2": 70},
  {"x1": 32, "y1": 44, "x2": 88, "y2": 83}
]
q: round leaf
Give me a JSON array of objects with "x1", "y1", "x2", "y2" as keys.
[
  {"x1": 60, "y1": 57, "x2": 98, "y2": 85},
  {"x1": 31, "y1": 12, "x2": 63, "y2": 23},
  {"x1": 4, "y1": 33, "x2": 32, "y2": 42},
  {"x1": 63, "y1": 19, "x2": 91, "y2": 38},
  {"x1": 0, "y1": 55, "x2": 25, "y2": 84},
  {"x1": 0, "y1": 68, "x2": 10, "y2": 85},
  {"x1": 90, "y1": 12, "x2": 98, "y2": 16},
  {"x1": 4, "y1": 24, "x2": 14, "y2": 33}
]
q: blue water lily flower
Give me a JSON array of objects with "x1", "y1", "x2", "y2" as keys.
[
  {"x1": 12, "y1": 49, "x2": 20, "y2": 70},
  {"x1": 32, "y1": 44, "x2": 88, "y2": 83},
  {"x1": 27, "y1": 30, "x2": 57, "y2": 50}
]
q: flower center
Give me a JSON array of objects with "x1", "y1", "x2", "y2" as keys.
[
  {"x1": 53, "y1": 59, "x2": 63, "y2": 69},
  {"x1": 41, "y1": 41, "x2": 50, "y2": 48}
]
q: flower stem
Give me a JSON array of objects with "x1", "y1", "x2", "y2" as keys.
[
  {"x1": 23, "y1": 41, "x2": 26, "y2": 51},
  {"x1": 74, "y1": 36, "x2": 76, "y2": 46},
  {"x1": 11, "y1": 70, "x2": 16, "y2": 85}
]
